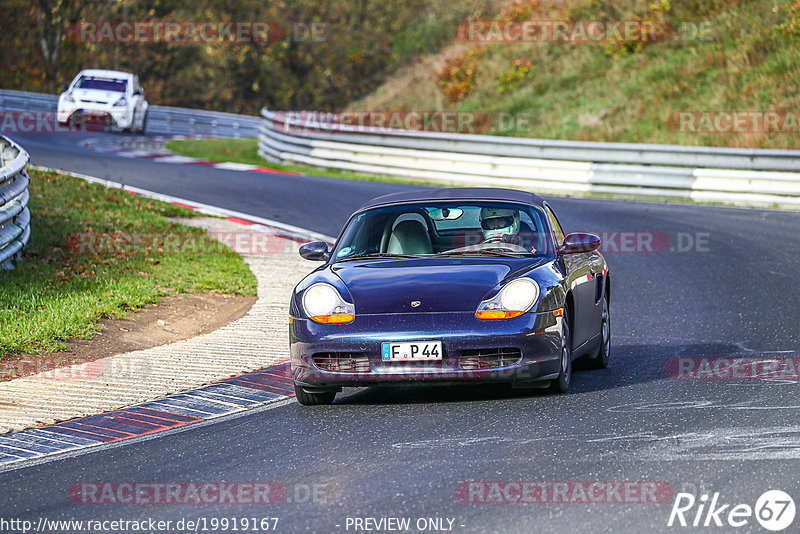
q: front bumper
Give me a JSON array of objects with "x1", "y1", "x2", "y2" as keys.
[
  {"x1": 58, "y1": 104, "x2": 132, "y2": 128},
  {"x1": 290, "y1": 311, "x2": 562, "y2": 389}
]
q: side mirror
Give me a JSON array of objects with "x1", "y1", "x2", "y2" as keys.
[
  {"x1": 559, "y1": 232, "x2": 601, "y2": 254},
  {"x1": 60, "y1": 82, "x2": 69, "y2": 92},
  {"x1": 299, "y1": 241, "x2": 330, "y2": 261}
]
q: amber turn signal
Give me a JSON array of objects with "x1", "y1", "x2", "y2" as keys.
[
  {"x1": 310, "y1": 314, "x2": 356, "y2": 324},
  {"x1": 475, "y1": 310, "x2": 525, "y2": 320}
]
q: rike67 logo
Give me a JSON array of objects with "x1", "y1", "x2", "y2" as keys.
[{"x1": 668, "y1": 490, "x2": 795, "y2": 531}]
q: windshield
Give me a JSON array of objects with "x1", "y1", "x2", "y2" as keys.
[
  {"x1": 74, "y1": 76, "x2": 128, "y2": 92},
  {"x1": 332, "y1": 202, "x2": 554, "y2": 261}
]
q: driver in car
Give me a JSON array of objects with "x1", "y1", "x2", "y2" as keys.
[{"x1": 480, "y1": 207, "x2": 521, "y2": 245}]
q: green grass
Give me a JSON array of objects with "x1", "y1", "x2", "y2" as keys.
[
  {"x1": 0, "y1": 169, "x2": 257, "y2": 357},
  {"x1": 166, "y1": 138, "x2": 270, "y2": 167}
]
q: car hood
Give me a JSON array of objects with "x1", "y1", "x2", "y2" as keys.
[{"x1": 330, "y1": 257, "x2": 545, "y2": 314}]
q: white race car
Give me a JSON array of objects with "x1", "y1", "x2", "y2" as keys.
[{"x1": 57, "y1": 69, "x2": 148, "y2": 133}]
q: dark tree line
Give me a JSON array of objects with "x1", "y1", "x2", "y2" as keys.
[{"x1": 0, "y1": 0, "x2": 501, "y2": 114}]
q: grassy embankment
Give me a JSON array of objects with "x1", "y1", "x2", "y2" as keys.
[
  {"x1": 0, "y1": 169, "x2": 256, "y2": 357},
  {"x1": 354, "y1": 0, "x2": 800, "y2": 149}
]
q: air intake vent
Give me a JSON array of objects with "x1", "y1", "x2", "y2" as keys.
[
  {"x1": 312, "y1": 353, "x2": 370, "y2": 373},
  {"x1": 459, "y1": 348, "x2": 522, "y2": 370}
]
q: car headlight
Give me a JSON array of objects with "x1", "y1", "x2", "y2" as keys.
[
  {"x1": 113, "y1": 97, "x2": 127, "y2": 107},
  {"x1": 302, "y1": 283, "x2": 355, "y2": 323},
  {"x1": 476, "y1": 278, "x2": 539, "y2": 320},
  {"x1": 63, "y1": 93, "x2": 75, "y2": 104}
]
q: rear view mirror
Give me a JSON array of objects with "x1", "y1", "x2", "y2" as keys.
[
  {"x1": 559, "y1": 233, "x2": 601, "y2": 254},
  {"x1": 426, "y1": 207, "x2": 463, "y2": 221},
  {"x1": 299, "y1": 241, "x2": 330, "y2": 261}
]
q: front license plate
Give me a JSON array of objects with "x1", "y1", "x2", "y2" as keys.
[{"x1": 382, "y1": 341, "x2": 442, "y2": 362}]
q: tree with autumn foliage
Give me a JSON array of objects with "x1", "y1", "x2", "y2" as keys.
[{"x1": 0, "y1": 0, "x2": 501, "y2": 114}]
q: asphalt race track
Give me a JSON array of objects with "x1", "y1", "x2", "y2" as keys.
[{"x1": 2, "y1": 127, "x2": 800, "y2": 533}]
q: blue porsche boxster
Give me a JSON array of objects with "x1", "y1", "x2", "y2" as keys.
[{"x1": 289, "y1": 188, "x2": 610, "y2": 405}]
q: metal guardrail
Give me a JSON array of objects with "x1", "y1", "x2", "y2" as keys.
[
  {"x1": 259, "y1": 109, "x2": 800, "y2": 172},
  {"x1": 0, "y1": 136, "x2": 31, "y2": 269},
  {"x1": 0, "y1": 88, "x2": 260, "y2": 138},
  {"x1": 259, "y1": 109, "x2": 800, "y2": 208}
]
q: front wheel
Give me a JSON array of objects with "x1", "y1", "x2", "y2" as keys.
[
  {"x1": 137, "y1": 111, "x2": 148, "y2": 135},
  {"x1": 68, "y1": 114, "x2": 83, "y2": 130},
  {"x1": 294, "y1": 383, "x2": 336, "y2": 405},
  {"x1": 548, "y1": 317, "x2": 572, "y2": 393},
  {"x1": 587, "y1": 297, "x2": 611, "y2": 369}
]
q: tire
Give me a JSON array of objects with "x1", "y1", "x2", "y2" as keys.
[
  {"x1": 69, "y1": 114, "x2": 83, "y2": 130},
  {"x1": 587, "y1": 296, "x2": 611, "y2": 369},
  {"x1": 294, "y1": 383, "x2": 336, "y2": 405},
  {"x1": 548, "y1": 316, "x2": 572, "y2": 393},
  {"x1": 137, "y1": 111, "x2": 148, "y2": 135}
]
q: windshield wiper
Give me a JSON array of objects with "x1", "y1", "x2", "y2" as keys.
[{"x1": 336, "y1": 253, "x2": 420, "y2": 262}]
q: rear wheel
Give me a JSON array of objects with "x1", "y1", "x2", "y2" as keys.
[
  {"x1": 294, "y1": 383, "x2": 336, "y2": 405},
  {"x1": 587, "y1": 297, "x2": 610, "y2": 369},
  {"x1": 548, "y1": 317, "x2": 572, "y2": 393}
]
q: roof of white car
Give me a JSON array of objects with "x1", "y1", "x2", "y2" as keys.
[{"x1": 75, "y1": 69, "x2": 134, "y2": 79}]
